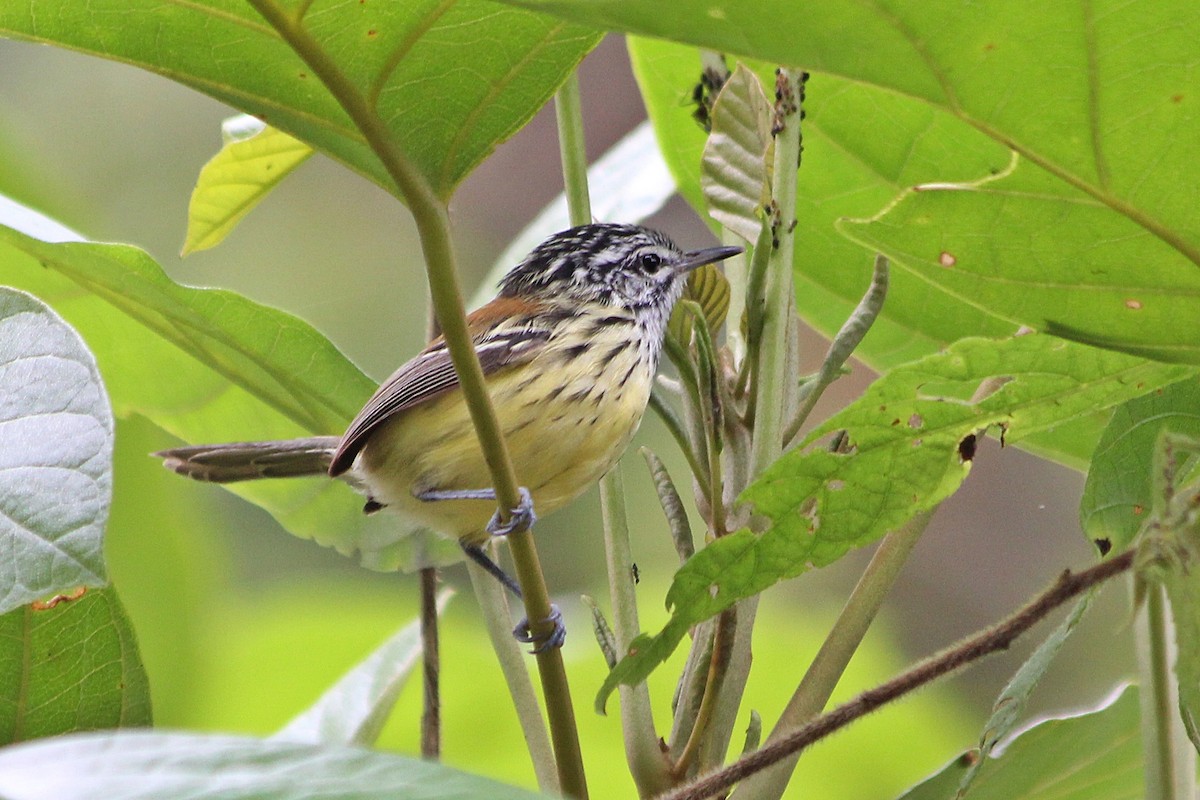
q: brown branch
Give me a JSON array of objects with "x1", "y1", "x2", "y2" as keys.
[
  {"x1": 419, "y1": 566, "x2": 440, "y2": 760},
  {"x1": 657, "y1": 550, "x2": 1135, "y2": 800}
]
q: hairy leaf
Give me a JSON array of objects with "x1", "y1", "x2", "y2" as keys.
[
  {"x1": 0, "y1": 287, "x2": 111, "y2": 613},
  {"x1": 700, "y1": 64, "x2": 773, "y2": 242}
]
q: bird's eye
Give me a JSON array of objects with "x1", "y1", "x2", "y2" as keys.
[{"x1": 638, "y1": 252, "x2": 663, "y2": 272}]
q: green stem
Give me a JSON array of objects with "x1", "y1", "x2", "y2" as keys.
[
  {"x1": 749, "y1": 69, "x2": 803, "y2": 479},
  {"x1": 782, "y1": 254, "x2": 889, "y2": 448},
  {"x1": 730, "y1": 511, "x2": 931, "y2": 800},
  {"x1": 465, "y1": 558, "x2": 558, "y2": 793},
  {"x1": 245, "y1": 4, "x2": 584, "y2": 795},
  {"x1": 601, "y1": 470, "x2": 673, "y2": 797},
  {"x1": 552, "y1": 73, "x2": 625, "y2": 798},
  {"x1": 1136, "y1": 579, "x2": 1193, "y2": 799},
  {"x1": 556, "y1": 73, "x2": 592, "y2": 226}
]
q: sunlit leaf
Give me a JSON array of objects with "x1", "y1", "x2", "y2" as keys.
[
  {"x1": 0, "y1": 731, "x2": 552, "y2": 800},
  {"x1": 0, "y1": 287, "x2": 110, "y2": 613},
  {"x1": 182, "y1": 117, "x2": 314, "y2": 256},
  {"x1": 0, "y1": 1, "x2": 601, "y2": 199},
  {"x1": 598, "y1": 335, "x2": 1196, "y2": 710},
  {"x1": 0, "y1": 587, "x2": 150, "y2": 743}
]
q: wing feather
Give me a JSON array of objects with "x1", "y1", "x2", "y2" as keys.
[{"x1": 328, "y1": 298, "x2": 552, "y2": 476}]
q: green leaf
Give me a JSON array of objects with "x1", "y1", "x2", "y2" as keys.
[
  {"x1": 899, "y1": 686, "x2": 1142, "y2": 800},
  {"x1": 0, "y1": 586, "x2": 150, "y2": 744},
  {"x1": 182, "y1": 117, "x2": 314, "y2": 256},
  {"x1": 0, "y1": 194, "x2": 460, "y2": 572},
  {"x1": 956, "y1": 595, "x2": 1094, "y2": 797},
  {"x1": 839, "y1": 164, "x2": 1200, "y2": 364},
  {"x1": 598, "y1": 335, "x2": 1196, "y2": 710},
  {"x1": 505, "y1": 1, "x2": 1197, "y2": 270},
  {"x1": 620, "y1": 4, "x2": 1199, "y2": 458},
  {"x1": 0, "y1": 730, "x2": 553, "y2": 800},
  {"x1": 700, "y1": 64, "x2": 773, "y2": 242},
  {"x1": 0, "y1": 1, "x2": 601, "y2": 199},
  {"x1": 0, "y1": 286, "x2": 111, "y2": 613},
  {"x1": 275, "y1": 590, "x2": 452, "y2": 747},
  {"x1": 1081, "y1": 377, "x2": 1200, "y2": 554}
]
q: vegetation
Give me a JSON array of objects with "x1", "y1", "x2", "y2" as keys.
[{"x1": 1, "y1": 2, "x2": 1197, "y2": 799}]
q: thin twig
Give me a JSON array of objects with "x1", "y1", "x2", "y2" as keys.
[
  {"x1": 419, "y1": 566, "x2": 440, "y2": 760},
  {"x1": 657, "y1": 550, "x2": 1135, "y2": 800}
]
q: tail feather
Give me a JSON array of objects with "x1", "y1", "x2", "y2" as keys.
[{"x1": 154, "y1": 436, "x2": 340, "y2": 483}]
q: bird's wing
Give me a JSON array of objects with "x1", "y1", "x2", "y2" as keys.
[{"x1": 328, "y1": 297, "x2": 552, "y2": 476}]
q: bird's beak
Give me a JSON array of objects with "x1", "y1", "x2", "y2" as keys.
[{"x1": 677, "y1": 244, "x2": 744, "y2": 274}]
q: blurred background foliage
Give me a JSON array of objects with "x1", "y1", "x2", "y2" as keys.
[{"x1": 0, "y1": 34, "x2": 1133, "y2": 798}]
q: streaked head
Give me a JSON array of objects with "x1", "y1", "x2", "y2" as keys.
[{"x1": 499, "y1": 223, "x2": 741, "y2": 313}]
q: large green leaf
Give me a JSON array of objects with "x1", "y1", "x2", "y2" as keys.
[
  {"x1": 0, "y1": 287, "x2": 111, "y2": 613},
  {"x1": 598, "y1": 335, "x2": 1196, "y2": 709},
  {"x1": 899, "y1": 686, "x2": 1142, "y2": 800},
  {"x1": 503, "y1": 1, "x2": 1196, "y2": 272},
  {"x1": 0, "y1": 195, "x2": 460, "y2": 572},
  {"x1": 0, "y1": 731, "x2": 552, "y2": 800},
  {"x1": 0, "y1": 586, "x2": 150, "y2": 744},
  {"x1": 0, "y1": 1, "x2": 600, "y2": 200},
  {"x1": 839, "y1": 163, "x2": 1200, "y2": 365}
]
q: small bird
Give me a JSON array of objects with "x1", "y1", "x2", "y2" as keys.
[{"x1": 156, "y1": 223, "x2": 741, "y2": 650}]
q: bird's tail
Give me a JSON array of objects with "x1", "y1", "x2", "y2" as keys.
[{"x1": 154, "y1": 436, "x2": 340, "y2": 483}]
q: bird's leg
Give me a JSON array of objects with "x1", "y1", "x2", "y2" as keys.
[
  {"x1": 415, "y1": 486, "x2": 537, "y2": 537},
  {"x1": 419, "y1": 487, "x2": 561, "y2": 652}
]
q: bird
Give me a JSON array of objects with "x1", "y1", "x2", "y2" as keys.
[{"x1": 155, "y1": 223, "x2": 742, "y2": 650}]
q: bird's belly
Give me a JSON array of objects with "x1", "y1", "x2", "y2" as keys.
[{"x1": 356, "y1": 350, "x2": 651, "y2": 544}]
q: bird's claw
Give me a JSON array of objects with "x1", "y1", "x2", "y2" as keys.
[
  {"x1": 513, "y1": 603, "x2": 566, "y2": 653},
  {"x1": 487, "y1": 487, "x2": 536, "y2": 537}
]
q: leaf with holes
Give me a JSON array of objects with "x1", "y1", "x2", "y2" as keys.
[{"x1": 597, "y1": 334, "x2": 1196, "y2": 710}]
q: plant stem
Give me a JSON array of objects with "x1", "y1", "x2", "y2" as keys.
[
  {"x1": 419, "y1": 566, "x2": 440, "y2": 760},
  {"x1": 601, "y1": 470, "x2": 674, "y2": 797},
  {"x1": 1136, "y1": 579, "x2": 1194, "y2": 799},
  {"x1": 556, "y1": 73, "x2": 591, "y2": 225},
  {"x1": 245, "y1": 4, "x2": 585, "y2": 795},
  {"x1": 657, "y1": 550, "x2": 1136, "y2": 800},
  {"x1": 465, "y1": 558, "x2": 559, "y2": 794},
  {"x1": 749, "y1": 69, "x2": 802, "y2": 479},
  {"x1": 729, "y1": 511, "x2": 930, "y2": 800}
]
